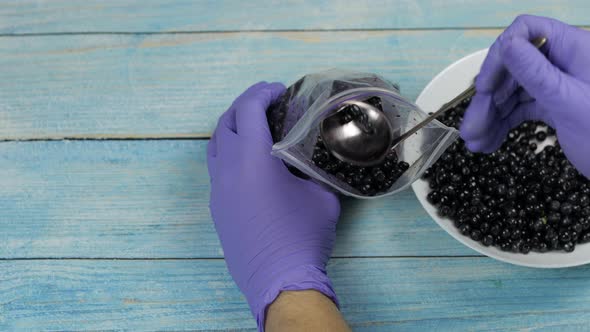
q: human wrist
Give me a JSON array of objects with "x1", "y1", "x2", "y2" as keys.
[
  {"x1": 249, "y1": 264, "x2": 338, "y2": 332},
  {"x1": 265, "y1": 289, "x2": 349, "y2": 332}
]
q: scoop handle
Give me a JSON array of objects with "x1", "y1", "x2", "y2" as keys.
[{"x1": 390, "y1": 37, "x2": 547, "y2": 149}]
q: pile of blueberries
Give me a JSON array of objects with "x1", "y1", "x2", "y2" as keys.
[
  {"x1": 424, "y1": 99, "x2": 590, "y2": 253},
  {"x1": 311, "y1": 96, "x2": 409, "y2": 196},
  {"x1": 267, "y1": 78, "x2": 304, "y2": 144}
]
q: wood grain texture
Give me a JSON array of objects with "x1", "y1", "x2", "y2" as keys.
[
  {"x1": 0, "y1": 30, "x2": 500, "y2": 139},
  {"x1": 0, "y1": 139, "x2": 473, "y2": 259},
  {"x1": 4, "y1": 4, "x2": 590, "y2": 332},
  {"x1": 0, "y1": 1, "x2": 588, "y2": 33},
  {"x1": 3, "y1": 258, "x2": 590, "y2": 331}
]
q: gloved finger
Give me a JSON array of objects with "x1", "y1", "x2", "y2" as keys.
[
  {"x1": 501, "y1": 15, "x2": 554, "y2": 44},
  {"x1": 460, "y1": 92, "x2": 497, "y2": 142},
  {"x1": 518, "y1": 89, "x2": 534, "y2": 104},
  {"x1": 497, "y1": 88, "x2": 534, "y2": 119},
  {"x1": 207, "y1": 131, "x2": 218, "y2": 158},
  {"x1": 464, "y1": 120, "x2": 505, "y2": 153},
  {"x1": 505, "y1": 101, "x2": 544, "y2": 128},
  {"x1": 235, "y1": 82, "x2": 285, "y2": 141},
  {"x1": 232, "y1": 81, "x2": 269, "y2": 104},
  {"x1": 217, "y1": 106, "x2": 238, "y2": 133},
  {"x1": 496, "y1": 91, "x2": 519, "y2": 119},
  {"x1": 467, "y1": 101, "x2": 542, "y2": 153},
  {"x1": 464, "y1": 101, "x2": 539, "y2": 153},
  {"x1": 501, "y1": 15, "x2": 581, "y2": 67},
  {"x1": 473, "y1": 102, "x2": 545, "y2": 154},
  {"x1": 214, "y1": 124, "x2": 242, "y2": 162},
  {"x1": 218, "y1": 82, "x2": 269, "y2": 133},
  {"x1": 207, "y1": 132, "x2": 218, "y2": 181},
  {"x1": 493, "y1": 74, "x2": 519, "y2": 106},
  {"x1": 474, "y1": 39, "x2": 505, "y2": 93},
  {"x1": 500, "y1": 35, "x2": 566, "y2": 105},
  {"x1": 475, "y1": 14, "x2": 556, "y2": 93}
]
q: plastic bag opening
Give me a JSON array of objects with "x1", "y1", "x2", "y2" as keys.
[{"x1": 267, "y1": 69, "x2": 459, "y2": 199}]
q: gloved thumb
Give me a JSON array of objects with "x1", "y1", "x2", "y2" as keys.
[{"x1": 500, "y1": 36, "x2": 567, "y2": 118}]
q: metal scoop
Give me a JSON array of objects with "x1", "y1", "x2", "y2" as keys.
[{"x1": 320, "y1": 37, "x2": 547, "y2": 167}]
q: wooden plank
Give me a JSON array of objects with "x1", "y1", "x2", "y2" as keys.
[
  {"x1": 0, "y1": 140, "x2": 473, "y2": 259},
  {"x1": 1, "y1": 1, "x2": 589, "y2": 33},
  {"x1": 3, "y1": 258, "x2": 590, "y2": 331},
  {"x1": 0, "y1": 30, "x2": 500, "y2": 140}
]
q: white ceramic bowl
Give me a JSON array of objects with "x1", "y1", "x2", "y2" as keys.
[{"x1": 413, "y1": 49, "x2": 590, "y2": 268}]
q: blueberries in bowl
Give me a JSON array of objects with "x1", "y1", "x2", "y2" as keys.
[{"x1": 423, "y1": 99, "x2": 590, "y2": 254}]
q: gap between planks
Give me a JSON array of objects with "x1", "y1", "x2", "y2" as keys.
[
  {"x1": 0, "y1": 25, "x2": 589, "y2": 37},
  {"x1": 0, "y1": 133, "x2": 210, "y2": 142},
  {"x1": 0, "y1": 255, "x2": 485, "y2": 261}
]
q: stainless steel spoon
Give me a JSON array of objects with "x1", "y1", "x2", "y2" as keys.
[{"x1": 320, "y1": 37, "x2": 547, "y2": 167}]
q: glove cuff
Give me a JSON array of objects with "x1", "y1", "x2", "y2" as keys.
[{"x1": 251, "y1": 264, "x2": 338, "y2": 332}]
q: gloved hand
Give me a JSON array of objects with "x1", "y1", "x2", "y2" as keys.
[
  {"x1": 207, "y1": 82, "x2": 341, "y2": 331},
  {"x1": 460, "y1": 15, "x2": 590, "y2": 178}
]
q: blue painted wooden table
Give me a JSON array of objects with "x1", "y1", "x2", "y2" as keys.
[{"x1": 2, "y1": 2, "x2": 590, "y2": 331}]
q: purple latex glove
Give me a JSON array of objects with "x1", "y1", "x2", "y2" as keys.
[
  {"x1": 461, "y1": 15, "x2": 590, "y2": 178},
  {"x1": 207, "y1": 82, "x2": 341, "y2": 330}
]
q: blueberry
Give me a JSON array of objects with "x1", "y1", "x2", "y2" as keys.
[
  {"x1": 360, "y1": 184, "x2": 373, "y2": 194},
  {"x1": 560, "y1": 203, "x2": 574, "y2": 216},
  {"x1": 560, "y1": 216, "x2": 573, "y2": 228},
  {"x1": 511, "y1": 241, "x2": 522, "y2": 253},
  {"x1": 506, "y1": 217, "x2": 518, "y2": 228},
  {"x1": 479, "y1": 222, "x2": 490, "y2": 233},
  {"x1": 386, "y1": 151, "x2": 398, "y2": 162},
  {"x1": 549, "y1": 200, "x2": 561, "y2": 211},
  {"x1": 554, "y1": 190, "x2": 566, "y2": 201},
  {"x1": 427, "y1": 190, "x2": 441, "y2": 204},
  {"x1": 496, "y1": 184, "x2": 508, "y2": 197},
  {"x1": 500, "y1": 241, "x2": 512, "y2": 251},
  {"x1": 521, "y1": 243, "x2": 531, "y2": 254},
  {"x1": 563, "y1": 241, "x2": 575, "y2": 252},
  {"x1": 507, "y1": 188, "x2": 518, "y2": 199},
  {"x1": 559, "y1": 230, "x2": 572, "y2": 243},
  {"x1": 537, "y1": 242, "x2": 549, "y2": 252},
  {"x1": 470, "y1": 230, "x2": 482, "y2": 241},
  {"x1": 459, "y1": 224, "x2": 471, "y2": 235},
  {"x1": 490, "y1": 224, "x2": 501, "y2": 236},
  {"x1": 451, "y1": 173, "x2": 462, "y2": 184},
  {"x1": 548, "y1": 212, "x2": 561, "y2": 224},
  {"x1": 441, "y1": 185, "x2": 457, "y2": 197},
  {"x1": 384, "y1": 179, "x2": 394, "y2": 188},
  {"x1": 536, "y1": 131, "x2": 547, "y2": 141},
  {"x1": 525, "y1": 193, "x2": 537, "y2": 204},
  {"x1": 352, "y1": 174, "x2": 363, "y2": 185},
  {"x1": 482, "y1": 235, "x2": 494, "y2": 246},
  {"x1": 362, "y1": 176, "x2": 373, "y2": 185},
  {"x1": 529, "y1": 143, "x2": 537, "y2": 151},
  {"x1": 579, "y1": 232, "x2": 590, "y2": 243},
  {"x1": 511, "y1": 229, "x2": 522, "y2": 240},
  {"x1": 532, "y1": 220, "x2": 545, "y2": 232},
  {"x1": 374, "y1": 171, "x2": 386, "y2": 182},
  {"x1": 507, "y1": 206, "x2": 520, "y2": 218}
]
